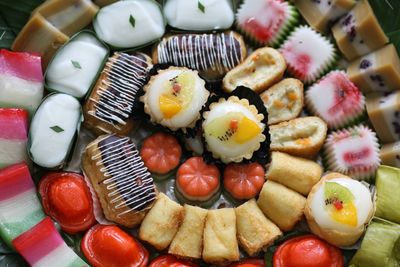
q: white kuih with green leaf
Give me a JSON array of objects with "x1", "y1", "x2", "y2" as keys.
[
  {"x1": 45, "y1": 31, "x2": 108, "y2": 99},
  {"x1": 29, "y1": 93, "x2": 82, "y2": 169},
  {"x1": 93, "y1": 0, "x2": 165, "y2": 49}
]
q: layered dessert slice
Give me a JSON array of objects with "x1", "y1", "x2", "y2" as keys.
[
  {"x1": 0, "y1": 50, "x2": 43, "y2": 116},
  {"x1": 0, "y1": 163, "x2": 45, "y2": 247},
  {"x1": 0, "y1": 109, "x2": 30, "y2": 168}
]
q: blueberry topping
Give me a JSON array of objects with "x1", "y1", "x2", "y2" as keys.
[
  {"x1": 342, "y1": 14, "x2": 353, "y2": 26},
  {"x1": 348, "y1": 27, "x2": 357, "y2": 42},
  {"x1": 360, "y1": 59, "x2": 372, "y2": 69}
]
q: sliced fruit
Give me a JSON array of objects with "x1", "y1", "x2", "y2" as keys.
[
  {"x1": 223, "y1": 162, "x2": 265, "y2": 200},
  {"x1": 159, "y1": 72, "x2": 194, "y2": 119},
  {"x1": 159, "y1": 94, "x2": 183, "y2": 119},
  {"x1": 205, "y1": 112, "x2": 261, "y2": 144},
  {"x1": 234, "y1": 116, "x2": 262, "y2": 144},
  {"x1": 324, "y1": 181, "x2": 357, "y2": 227},
  {"x1": 140, "y1": 132, "x2": 182, "y2": 175}
]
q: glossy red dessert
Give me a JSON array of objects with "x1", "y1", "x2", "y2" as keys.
[
  {"x1": 38, "y1": 172, "x2": 95, "y2": 234},
  {"x1": 81, "y1": 224, "x2": 149, "y2": 267},
  {"x1": 273, "y1": 235, "x2": 343, "y2": 267}
]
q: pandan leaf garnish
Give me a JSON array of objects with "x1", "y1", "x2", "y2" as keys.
[
  {"x1": 50, "y1": 125, "x2": 64, "y2": 133},
  {"x1": 129, "y1": 15, "x2": 136, "y2": 28},
  {"x1": 198, "y1": 1, "x2": 205, "y2": 13},
  {"x1": 71, "y1": 60, "x2": 81, "y2": 69}
]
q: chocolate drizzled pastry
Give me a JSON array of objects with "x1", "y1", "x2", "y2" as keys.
[
  {"x1": 84, "y1": 52, "x2": 152, "y2": 135},
  {"x1": 82, "y1": 134, "x2": 157, "y2": 227},
  {"x1": 153, "y1": 31, "x2": 247, "y2": 80}
]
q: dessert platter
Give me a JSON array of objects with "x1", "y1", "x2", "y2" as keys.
[{"x1": 0, "y1": 0, "x2": 399, "y2": 266}]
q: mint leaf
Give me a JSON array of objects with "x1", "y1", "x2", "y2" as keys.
[
  {"x1": 71, "y1": 60, "x2": 81, "y2": 69},
  {"x1": 50, "y1": 125, "x2": 64, "y2": 133},
  {"x1": 198, "y1": 1, "x2": 205, "y2": 13},
  {"x1": 129, "y1": 15, "x2": 135, "y2": 28}
]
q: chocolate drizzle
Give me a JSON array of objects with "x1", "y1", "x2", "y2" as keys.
[
  {"x1": 156, "y1": 32, "x2": 243, "y2": 77},
  {"x1": 89, "y1": 52, "x2": 150, "y2": 130},
  {"x1": 94, "y1": 135, "x2": 156, "y2": 215}
]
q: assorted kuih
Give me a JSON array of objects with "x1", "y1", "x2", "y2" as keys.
[{"x1": 2, "y1": 0, "x2": 400, "y2": 266}]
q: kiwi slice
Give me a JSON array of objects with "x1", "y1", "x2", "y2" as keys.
[{"x1": 324, "y1": 182, "x2": 357, "y2": 226}]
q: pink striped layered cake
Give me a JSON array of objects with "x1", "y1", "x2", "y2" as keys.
[
  {"x1": 13, "y1": 217, "x2": 88, "y2": 267},
  {"x1": 0, "y1": 49, "x2": 44, "y2": 115},
  {"x1": 0, "y1": 108, "x2": 30, "y2": 168},
  {"x1": 0, "y1": 163, "x2": 44, "y2": 247}
]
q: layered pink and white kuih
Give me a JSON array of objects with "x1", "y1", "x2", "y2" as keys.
[
  {"x1": 324, "y1": 124, "x2": 381, "y2": 181},
  {"x1": 0, "y1": 49, "x2": 43, "y2": 115},
  {"x1": 13, "y1": 217, "x2": 88, "y2": 267},
  {"x1": 0, "y1": 108, "x2": 30, "y2": 168},
  {"x1": 306, "y1": 71, "x2": 365, "y2": 129},
  {"x1": 0, "y1": 163, "x2": 44, "y2": 246}
]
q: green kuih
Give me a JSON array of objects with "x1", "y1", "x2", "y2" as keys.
[
  {"x1": 375, "y1": 165, "x2": 400, "y2": 224},
  {"x1": 350, "y1": 219, "x2": 400, "y2": 267}
]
